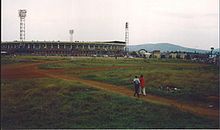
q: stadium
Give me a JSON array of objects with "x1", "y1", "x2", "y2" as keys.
[
  {"x1": 1, "y1": 10, "x2": 128, "y2": 56},
  {"x1": 1, "y1": 40, "x2": 126, "y2": 56}
]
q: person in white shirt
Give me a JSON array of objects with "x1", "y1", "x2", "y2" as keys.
[{"x1": 133, "y1": 76, "x2": 140, "y2": 98}]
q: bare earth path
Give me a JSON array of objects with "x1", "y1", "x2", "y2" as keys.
[{"x1": 1, "y1": 61, "x2": 219, "y2": 120}]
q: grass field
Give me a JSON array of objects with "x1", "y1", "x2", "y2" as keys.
[
  {"x1": 1, "y1": 78, "x2": 219, "y2": 128},
  {"x1": 1, "y1": 56, "x2": 219, "y2": 128},
  {"x1": 39, "y1": 57, "x2": 219, "y2": 104}
]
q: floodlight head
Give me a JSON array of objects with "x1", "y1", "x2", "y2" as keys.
[
  {"x1": 125, "y1": 22, "x2": 128, "y2": 29},
  {"x1": 19, "y1": 9, "x2": 27, "y2": 18},
  {"x1": 69, "y1": 29, "x2": 74, "y2": 42},
  {"x1": 69, "y1": 29, "x2": 74, "y2": 34}
]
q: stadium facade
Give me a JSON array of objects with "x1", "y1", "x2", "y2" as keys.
[{"x1": 1, "y1": 40, "x2": 126, "y2": 56}]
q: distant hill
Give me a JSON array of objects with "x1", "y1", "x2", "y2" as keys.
[{"x1": 128, "y1": 43, "x2": 210, "y2": 53}]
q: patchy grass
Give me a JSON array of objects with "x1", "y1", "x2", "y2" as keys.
[
  {"x1": 1, "y1": 56, "x2": 35, "y2": 64},
  {"x1": 21, "y1": 56, "x2": 218, "y2": 104},
  {"x1": 1, "y1": 78, "x2": 219, "y2": 128},
  {"x1": 38, "y1": 63, "x2": 64, "y2": 69},
  {"x1": 38, "y1": 57, "x2": 137, "y2": 70},
  {"x1": 1, "y1": 55, "x2": 70, "y2": 65},
  {"x1": 74, "y1": 58, "x2": 219, "y2": 103}
]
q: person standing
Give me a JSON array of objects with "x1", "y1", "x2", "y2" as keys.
[
  {"x1": 139, "y1": 75, "x2": 146, "y2": 96},
  {"x1": 133, "y1": 76, "x2": 140, "y2": 98}
]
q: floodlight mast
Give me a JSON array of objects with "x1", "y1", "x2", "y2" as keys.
[
  {"x1": 69, "y1": 29, "x2": 74, "y2": 42},
  {"x1": 19, "y1": 9, "x2": 27, "y2": 41},
  {"x1": 125, "y1": 22, "x2": 129, "y2": 56}
]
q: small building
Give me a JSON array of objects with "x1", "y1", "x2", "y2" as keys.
[
  {"x1": 161, "y1": 52, "x2": 170, "y2": 59},
  {"x1": 169, "y1": 51, "x2": 187, "y2": 59},
  {"x1": 188, "y1": 53, "x2": 209, "y2": 60},
  {"x1": 144, "y1": 52, "x2": 152, "y2": 59},
  {"x1": 152, "y1": 50, "x2": 161, "y2": 58},
  {"x1": 138, "y1": 49, "x2": 147, "y2": 57},
  {"x1": 177, "y1": 52, "x2": 187, "y2": 59},
  {"x1": 138, "y1": 49, "x2": 151, "y2": 58},
  {"x1": 169, "y1": 52, "x2": 177, "y2": 59}
]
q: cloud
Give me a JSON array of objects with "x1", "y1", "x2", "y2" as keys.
[{"x1": 1, "y1": 0, "x2": 219, "y2": 50}]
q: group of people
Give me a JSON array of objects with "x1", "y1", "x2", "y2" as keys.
[{"x1": 133, "y1": 75, "x2": 146, "y2": 98}]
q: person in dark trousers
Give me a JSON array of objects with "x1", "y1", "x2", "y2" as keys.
[{"x1": 133, "y1": 76, "x2": 140, "y2": 98}]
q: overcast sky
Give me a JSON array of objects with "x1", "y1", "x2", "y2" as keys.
[{"x1": 1, "y1": 0, "x2": 219, "y2": 50}]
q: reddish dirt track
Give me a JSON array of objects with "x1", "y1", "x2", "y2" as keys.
[
  {"x1": 1, "y1": 61, "x2": 64, "y2": 80},
  {"x1": 1, "y1": 61, "x2": 219, "y2": 120}
]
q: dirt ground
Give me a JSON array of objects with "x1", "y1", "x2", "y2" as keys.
[{"x1": 1, "y1": 61, "x2": 219, "y2": 120}]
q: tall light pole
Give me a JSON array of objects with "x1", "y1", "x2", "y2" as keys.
[
  {"x1": 69, "y1": 29, "x2": 74, "y2": 42},
  {"x1": 18, "y1": 9, "x2": 27, "y2": 41},
  {"x1": 125, "y1": 22, "x2": 129, "y2": 56}
]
